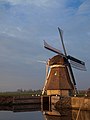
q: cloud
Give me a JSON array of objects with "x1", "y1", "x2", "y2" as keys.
[
  {"x1": 87, "y1": 32, "x2": 90, "y2": 36},
  {"x1": 77, "y1": 0, "x2": 90, "y2": 15},
  {"x1": 5, "y1": 0, "x2": 50, "y2": 6},
  {"x1": 0, "y1": 0, "x2": 66, "y2": 11},
  {"x1": 0, "y1": 0, "x2": 12, "y2": 10},
  {"x1": 16, "y1": 27, "x2": 22, "y2": 32}
]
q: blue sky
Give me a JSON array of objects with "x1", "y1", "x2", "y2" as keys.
[{"x1": 0, "y1": 0, "x2": 90, "y2": 91}]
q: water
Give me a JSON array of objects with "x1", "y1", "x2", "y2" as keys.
[
  {"x1": 0, "y1": 105, "x2": 89, "y2": 120},
  {"x1": 0, "y1": 111, "x2": 43, "y2": 120}
]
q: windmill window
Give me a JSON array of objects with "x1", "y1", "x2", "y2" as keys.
[{"x1": 54, "y1": 71, "x2": 57, "y2": 76}]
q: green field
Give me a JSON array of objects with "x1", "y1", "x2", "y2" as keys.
[{"x1": 0, "y1": 90, "x2": 42, "y2": 97}]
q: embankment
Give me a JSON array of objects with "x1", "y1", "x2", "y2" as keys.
[
  {"x1": 0, "y1": 96, "x2": 13, "y2": 105},
  {"x1": 53, "y1": 96, "x2": 90, "y2": 111},
  {"x1": 0, "y1": 96, "x2": 41, "y2": 105}
]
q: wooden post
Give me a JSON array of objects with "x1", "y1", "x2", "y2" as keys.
[{"x1": 49, "y1": 95, "x2": 51, "y2": 111}]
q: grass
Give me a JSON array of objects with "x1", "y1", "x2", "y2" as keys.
[{"x1": 0, "y1": 91, "x2": 42, "y2": 97}]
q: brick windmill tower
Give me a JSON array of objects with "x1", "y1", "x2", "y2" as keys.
[{"x1": 42, "y1": 28, "x2": 86, "y2": 96}]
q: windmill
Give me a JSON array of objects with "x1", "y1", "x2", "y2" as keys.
[{"x1": 42, "y1": 27, "x2": 86, "y2": 96}]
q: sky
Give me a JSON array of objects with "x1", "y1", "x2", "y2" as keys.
[{"x1": 0, "y1": 0, "x2": 90, "y2": 91}]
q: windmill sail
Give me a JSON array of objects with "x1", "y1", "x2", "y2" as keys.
[
  {"x1": 67, "y1": 55, "x2": 86, "y2": 71},
  {"x1": 58, "y1": 27, "x2": 77, "y2": 92},
  {"x1": 58, "y1": 27, "x2": 67, "y2": 56},
  {"x1": 67, "y1": 63, "x2": 76, "y2": 86},
  {"x1": 70, "y1": 59, "x2": 86, "y2": 71},
  {"x1": 44, "y1": 40, "x2": 63, "y2": 55}
]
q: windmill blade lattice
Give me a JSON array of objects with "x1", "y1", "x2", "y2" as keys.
[
  {"x1": 69, "y1": 59, "x2": 86, "y2": 71},
  {"x1": 44, "y1": 40, "x2": 63, "y2": 55}
]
